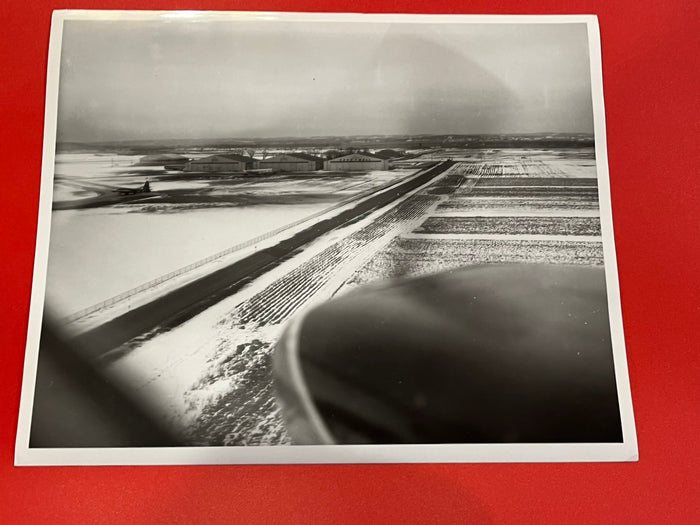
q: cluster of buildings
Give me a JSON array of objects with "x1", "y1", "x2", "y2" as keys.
[{"x1": 174, "y1": 150, "x2": 404, "y2": 174}]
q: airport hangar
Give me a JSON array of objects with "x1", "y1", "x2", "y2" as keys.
[
  {"x1": 184, "y1": 154, "x2": 255, "y2": 172},
  {"x1": 323, "y1": 152, "x2": 389, "y2": 171},
  {"x1": 258, "y1": 153, "x2": 324, "y2": 172}
]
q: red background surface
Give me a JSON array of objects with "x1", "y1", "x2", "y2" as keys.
[{"x1": 1, "y1": 1, "x2": 698, "y2": 523}]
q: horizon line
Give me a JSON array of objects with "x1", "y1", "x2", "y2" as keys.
[{"x1": 57, "y1": 132, "x2": 595, "y2": 146}]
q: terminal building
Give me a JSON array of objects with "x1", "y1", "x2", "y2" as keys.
[
  {"x1": 258, "y1": 153, "x2": 324, "y2": 172},
  {"x1": 184, "y1": 154, "x2": 255, "y2": 173},
  {"x1": 323, "y1": 153, "x2": 389, "y2": 172}
]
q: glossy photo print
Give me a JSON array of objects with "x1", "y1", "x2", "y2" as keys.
[{"x1": 16, "y1": 11, "x2": 636, "y2": 465}]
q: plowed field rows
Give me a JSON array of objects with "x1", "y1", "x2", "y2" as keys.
[
  {"x1": 233, "y1": 194, "x2": 439, "y2": 327},
  {"x1": 437, "y1": 197, "x2": 601, "y2": 211},
  {"x1": 476, "y1": 177, "x2": 598, "y2": 187},
  {"x1": 349, "y1": 238, "x2": 605, "y2": 285},
  {"x1": 417, "y1": 216, "x2": 602, "y2": 236},
  {"x1": 344, "y1": 152, "x2": 604, "y2": 291},
  {"x1": 446, "y1": 159, "x2": 565, "y2": 178},
  {"x1": 469, "y1": 188, "x2": 599, "y2": 198}
]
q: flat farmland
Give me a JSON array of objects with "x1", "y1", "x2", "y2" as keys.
[
  {"x1": 420, "y1": 148, "x2": 597, "y2": 178},
  {"x1": 437, "y1": 197, "x2": 600, "y2": 211},
  {"x1": 468, "y1": 187, "x2": 599, "y2": 198},
  {"x1": 416, "y1": 216, "x2": 602, "y2": 236},
  {"x1": 472, "y1": 177, "x2": 598, "y2": 186},
  {"x1": 342, "y1": 148, "x2": 604, "y2": 290},
  {"x1": 348, "y1": 238, "x2": 604, "y2": 286}
]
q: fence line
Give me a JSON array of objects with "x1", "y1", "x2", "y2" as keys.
[{"x1": 61, "y1": 172, "x2": 418, "y2": 324}]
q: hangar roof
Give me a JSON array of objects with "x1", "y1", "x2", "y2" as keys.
[{"x1": 191, "y1": 154, "x2": 253, "y2": 163}]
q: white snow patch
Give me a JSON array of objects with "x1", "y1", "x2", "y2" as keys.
[{"x1": 45, "y1": 203, "x2": 328, "y2": 315}]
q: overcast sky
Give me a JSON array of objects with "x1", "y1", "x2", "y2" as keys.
[{"x1": 56, "y1": 19, "x2": 594, "y2": 142}]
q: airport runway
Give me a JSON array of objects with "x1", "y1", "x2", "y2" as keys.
[{"x1": 63, "y1": 160, "x2": 454, "y2": 358}]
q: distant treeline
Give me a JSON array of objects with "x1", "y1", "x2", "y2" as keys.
[{"x1": 57, "y1": 133, "x2": 594, "y2": 155}]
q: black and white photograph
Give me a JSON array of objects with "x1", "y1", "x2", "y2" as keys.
[{"x1": 16, "y1": 11, "x2": 636, "y2": 464}]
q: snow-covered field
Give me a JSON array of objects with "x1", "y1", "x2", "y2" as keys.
[
  {"x1": 46, "y1": 203, "x2": 328, "y2": 314},
  {"x1": 346, "y1": 237, "x2": 605, "y2": 287},
  {"x1": 350, "y1": 153, "x2": 603, "y2": 289},
  {"x1": 45, "y1": 153, "x2": 413, "y2": 317},
  {"x1": 416, "y1": 216, "x2": 602, "y2": 236},
  {"x1": 53, "y1": 152, "x2": 408, "y2": 203},
  {"x1": 417, "y1": 148, "x2": 597, "y2": 178},
  {"x1": 53, "y1": 153, "x2": 162, "y2": 200}
]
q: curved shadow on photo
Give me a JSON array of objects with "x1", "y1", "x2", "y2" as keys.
[{"x1": 273, "y1": 264, "x2": 623, "y2": 445}]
